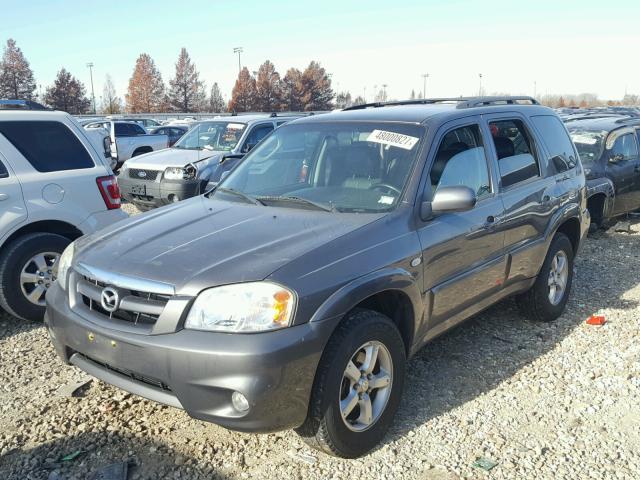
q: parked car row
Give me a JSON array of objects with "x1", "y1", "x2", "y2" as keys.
[
  {"x1": 118, "y1": 114, "x2": 301, "y2": 210},
  {"x1": 83, "y1": 120, "x2": 169, "y2": 170},
  {"x1": 18, "y1": 96, "x2": 591, "y2": 458},
  {"x1": 562, "y1": 113, "x2": 640, "y2": 230}
]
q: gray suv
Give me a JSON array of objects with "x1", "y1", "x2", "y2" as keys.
[{"x1": 46, "y1": 97, "x2": 589, "y2": 458}]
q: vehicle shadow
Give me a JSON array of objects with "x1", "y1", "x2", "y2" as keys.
[
  {"x1": 382, "y1": 227, "x2": 639, "y2": 448},
  {"x1": 0, "y1": 431, "x2": 232, "y2": 480}
]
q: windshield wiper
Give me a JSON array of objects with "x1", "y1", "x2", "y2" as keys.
[
  {"x1": 215, "y1": 187, "x2": 265, "y2": 206},
  {"x1": 256, "y1": 195, "x2": 336, "y2": 212}
]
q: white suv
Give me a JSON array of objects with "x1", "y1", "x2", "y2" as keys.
[{"x1": 0, "y1": 108, "x2": 128, "y2": 321}]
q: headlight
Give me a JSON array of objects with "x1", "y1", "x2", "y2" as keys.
[
  {"x1": 164, "y1": 164, "x2": 196, "y2": 180},
  {"x1": 185, "y1": 282, "x2": 295, "y2": 333},
  {"x1": 54, "y1": 241, "x2": 75, "y2": 291}
]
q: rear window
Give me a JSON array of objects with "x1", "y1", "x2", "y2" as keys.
[
  {"x1": 531, "y1": 115, "x2": 577, "y2": 173},
  {"x1": 0, "y1": 121, "x2": 94, "y2": 172}
]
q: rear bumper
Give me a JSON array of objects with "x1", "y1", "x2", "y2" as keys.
[
  {"x1": 118, "y1": 175, "x2": 202, "y2": 208},
  {"x1": 45, "y1": 283, "x2": 338, "y2": 432}
]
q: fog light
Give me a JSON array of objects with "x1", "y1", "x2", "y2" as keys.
[{"x1": 232, "y1": 391, "x2": 249, "y2": 412}]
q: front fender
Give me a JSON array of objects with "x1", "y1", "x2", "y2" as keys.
[{"x1": 310, "y1": 267, "x2": 424, "y2": 350}]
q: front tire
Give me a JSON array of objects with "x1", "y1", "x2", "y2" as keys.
[
  {"x1": 516, "y1": 232, "x2": 574, "y2": 322},
  {"x1": 295, "y1": 309, "x2": 406, "y2": 458},
  {"x1": 0, "y1": 233, "x2": 70, "y2": 321}
]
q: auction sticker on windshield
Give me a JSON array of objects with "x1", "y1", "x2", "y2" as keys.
[
  {"x1": 227, "y1": 123, "x2": 245, "y2": 130},
  {"x1": 367, "y1": 130, "x2": 419, "y2": 150}
]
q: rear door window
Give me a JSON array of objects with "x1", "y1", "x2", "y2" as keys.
[
  {"x1": 610, "y1": 133, "x2": 638, "y2": 161},
  {"x1": 244, "y1": 124, "x2": 274, "y2": 150},
  {"x1": 489, "y1": 119, "x2": 540, "y2": 188},
  {"x1": 0, "y1": 121, "x2": 94, "y2": 172},
  {"x1": 531, "y1": 115, "x2": 577, "y2": 173}
]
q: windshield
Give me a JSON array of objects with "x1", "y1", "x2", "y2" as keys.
[
  {"x1": 217, "y1": 122, "x2": 424, "y2": 213},
  {"x1": 569, "y1": 129, "x2": 606, "y2": 165},
  {"x1": 173, "y1": 121, "x2": 246, "y2": 151}
]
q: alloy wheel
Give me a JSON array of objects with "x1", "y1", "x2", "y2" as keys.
[
  {"x1": 339, "y1": 341, "x2": 393, "y2": 432},
  {"x1": 19, "y1": 252, "x2": 59, "y2": 306}
]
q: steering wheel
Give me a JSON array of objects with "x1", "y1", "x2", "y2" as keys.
[{"x1": 369, "y1": 183, "x2": 401, "y2": 196}]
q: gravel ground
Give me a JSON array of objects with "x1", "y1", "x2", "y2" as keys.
[{"x1": 1, "y1": 204, "x2": 639, "y2": 479}]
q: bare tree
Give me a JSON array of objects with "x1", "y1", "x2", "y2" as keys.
[
  {"x1": 208, "y1": 82, "x2": 226, "y2": 112},
  {"x1": 335, "y1": 91, "x2": 353, "y2": 109},
  {"x1": 0, "y1": 39, "x2": 36, "y2": 100},
  {"x1": 101, "y1": 74, "x2": 122, "y2": 114},
  {"x1": 126, "y1": 54, "x2": 166, "y2": 113}
]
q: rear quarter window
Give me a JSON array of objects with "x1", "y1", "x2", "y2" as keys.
[
  {"x1": 0, "y1": 159, "x2": 8, "y2": 178},
  {"x1": 531, "y1": 115, "x2": 577, "y2": 173},
  {"x1": 0, "y1": 121, "x2": 94, "y2": 172}
]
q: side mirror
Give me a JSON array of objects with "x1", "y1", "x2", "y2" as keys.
[
  {"x1": 420, "y1": 186, "x2": 477, "y2": 221},
  {"x1": 242, "y1": 142, "x2": 257, "y2": 153},
  {"x1": 609, "y1": 153, "x2": 624, "y2": 163}
]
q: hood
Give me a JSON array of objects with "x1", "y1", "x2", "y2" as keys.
[
  {"x1": 74, "y1": 196, "x2": 383, "y2": 295},
  {"x1": 122, "y1": 148, "x2": 222, "y2": 170}
]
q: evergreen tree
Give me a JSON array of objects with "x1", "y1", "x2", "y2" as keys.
[
  {"x1": 0, "y1": 39, "x2": 36, "y2": 100},
  {"x1": 44, "y1": 68, "x2": 91, "y2": 114}
]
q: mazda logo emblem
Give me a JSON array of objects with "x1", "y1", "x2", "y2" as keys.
[
  {"x1": 138, "y1": 171, "x2": 147, "y2": 178},
  {"x1": 100, "y1": 287, "x2": 120, "y2": 313}
]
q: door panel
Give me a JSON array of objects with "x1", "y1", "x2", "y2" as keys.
[
  {"x1": 0, "y1": 153, "x2": 27, "y2": 242},
  {"x1": 606, "y1": 132, "x2": 639, "y2": 215},
  {"x1": 417, "y1": 119, "x2": 506, "y2": 329},
  {"x1": 420, "y1": 198, "x2": 506, "y2": 324}
]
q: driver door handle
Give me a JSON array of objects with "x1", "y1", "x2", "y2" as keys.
[{"x1": 0, "y1": 193, "x2": 9, "y2": 201}]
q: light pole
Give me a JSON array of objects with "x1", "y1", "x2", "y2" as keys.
[
  {"x1": 86, "y1": 62, "x2": 96, "y2": 114},
  {"x1": 233, "y1": 47, "x2": 243, "y2": 73},
  {"x1": 364, "y1": 86, "x2": 367, "y2": 102},
  {"x1": 534, "y1": 80, "x2": 537, "y2": 99},
  {"x1": 382, "y1": 84, "x2": 388, "y2": 102},
  {"x1": 421, "y1": 73, "x2": 429, "y2": 99},
  {"x1": 478, "y1": 73, "x2": 483, "y2": 97}
]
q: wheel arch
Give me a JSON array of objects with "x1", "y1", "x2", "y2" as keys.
[
  {"x1": 132, "y1": 146, "x2": 153, "y2": 157},
  {"x1": 310, "y1": 267, "x2": 424, "y2": 357},
  {"x1": 1, "y1": 220, "x2": 82, "y2": 251}
]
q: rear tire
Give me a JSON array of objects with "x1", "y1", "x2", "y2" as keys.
[
  {"x1": 516, "y1": 232, "x2": 574, "y2": 322},
  {"x1": 0, "y1": 233, "x2": 70, "y2": 321},
  {"x1": 295, "y1": 309, "x2": 406, "y2": 458}
]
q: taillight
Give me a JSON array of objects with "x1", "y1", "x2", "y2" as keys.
[{"x1": 96, "y1": 175, "x2": 121, "y2": 210}]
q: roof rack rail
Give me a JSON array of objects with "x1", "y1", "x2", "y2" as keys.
[
  {"x1": 0, "y1": 99, "x2": 49, "y2": 111},
  {"x1": 615, "y1": 116, "x2": 640, "y2": 124},
  {"x1": 344, "y1": 96, "x2": 539, "y2": 111}
]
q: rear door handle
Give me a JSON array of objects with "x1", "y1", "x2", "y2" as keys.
[
  {"x1": 634, "y1": 165, "x2": 640, "y2": 173},
  {"x1": 0, "y1": 193, "x2": 9, "y2": 201}
]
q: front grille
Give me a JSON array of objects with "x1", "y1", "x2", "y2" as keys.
[
  {"x1": 128, "y1": 168, "x2": 159, "y2": 181},
  {"x1": 78, "y1": 353, "x2": 172, "y2": 391},
  {"x1": 77, "y1": 275, "x2": 170, "y2": 327}
]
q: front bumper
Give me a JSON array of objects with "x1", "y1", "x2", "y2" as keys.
[
  {"x1": 45, "y1": 283, "x2": 338, "y2": 432},
  {"x1": 118, "y1": 175, "x2": 202, "y2": 209}
]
